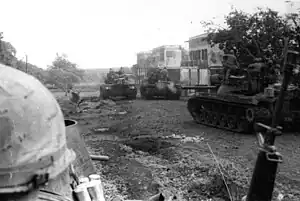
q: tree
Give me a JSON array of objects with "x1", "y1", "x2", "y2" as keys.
[
  {"x1": 0, "y1": 32, "x2": 17, "y2": 67},
  {"x1": 46, "y1": 53, "x2": 84, "y2": 94},
  {"x1": 201, "y1": 8, "x2": 295, "y2": 66}
]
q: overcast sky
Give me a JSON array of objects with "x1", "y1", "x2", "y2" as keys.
[{"x1": 0, "y1": 0, "x2": 290, "y2": 69}]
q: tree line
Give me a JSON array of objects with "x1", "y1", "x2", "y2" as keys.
[{"x1": 0, "y1": 32, "x2": 84, "y2": 92}]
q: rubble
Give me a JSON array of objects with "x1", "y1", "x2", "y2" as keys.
[{"x1": 55, "y1": 93, "x2": 300, "y2": 201}]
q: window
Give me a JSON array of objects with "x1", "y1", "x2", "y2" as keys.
[
  {"x1": 194, "y1": 50, "x2": 198, "y2": 60},
  {"x1": 197, "y1": 50, "x2": 201, "y2": 60},
  {"x1": 160, "y1": 51, "x2": 164, "y2": 61},
  {"x1": 190, "y1": 51, "x2": 193, "y2": 60},
  {"x1": 166, "y1": 51, "x2": 176, "y2": 58},
  {"x1": 204, "y1": 49, "x2": 208, "y2": 60}
]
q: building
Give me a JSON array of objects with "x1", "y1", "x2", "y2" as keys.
[
  {"x1": 135, "y1": 45, "x2": 183, "y2": 83},
  {"x1": 137, "y1": 45, "x2": 182, "y2": 70},
  {"x1": 151, "y1": 45, "x2": 182, "y2": 69},
  {"x1": 184, "y1": 33, "x2": 223, "y2": 68},
  {"x1": 286, "y1": 0, "x2": 300, "y2": 14},
  {"x1": 136, "y1": 51, "x2": 152, "y2": 77},
  {"x1": 286, "y1": 1, "x2": 300, "y2": 26},
  {"x1": 181, "y1": 33, "x2": 223, "y2": 86}
]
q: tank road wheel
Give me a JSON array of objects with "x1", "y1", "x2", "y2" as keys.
[
  {"x1": 219, "y1": 114, "x2": 226, "y2": 128},
  {"x1": 211, "y1": 112, "x2": 218, "y2": 126},
  {"x1": 188, "y1": 101, "x2": 199, "y2": 122},
  {"x1": 227, "y1": 116, "x2": 237, "y2": 130},
  {"x1": 189, "y1": 110, "x2": 197, "y2": 121},
  {"x1": 246, "y1": 108, "x2": 255, "y2": 122},
  {"x1": 194, "y1": 110, "x2": 204, "y2": 123},
  {"x1": 199, "y1": 110, "x2": 205, "y2": 123},
  {"x1": 203, "y1": 110, "x2": 210, "y2": 124},
  {"x1": 236, "y1": 119, "x2": 250, "y2": 133},
  {"x1": 207, "y1": 111, "x2": 213, "y2": 125}
]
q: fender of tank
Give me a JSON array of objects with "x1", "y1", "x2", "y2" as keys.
[
  {"x1": 100, "y1": 82, "x2": 137, "y2": 100},
  {"x1": 140, "y1": 79, "x2": 181, "y2": 100},
  {"x1": 187, "y1": 62, "x2": 300, "y2": 133}
]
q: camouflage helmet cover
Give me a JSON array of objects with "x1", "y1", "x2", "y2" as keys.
[{"x1": 0, "y1": 65, "x2": 76, "y2": 193}]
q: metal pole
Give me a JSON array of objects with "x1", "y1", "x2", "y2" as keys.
[{"x1": 25, "y1": 54, "x2": 28, "y2": 73}]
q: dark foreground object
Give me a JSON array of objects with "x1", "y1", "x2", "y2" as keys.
[{"x1": 65, "y1": 119, "x2": 96, "y2": 176}]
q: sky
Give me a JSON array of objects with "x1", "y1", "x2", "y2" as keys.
[{"x1": 0, "y1": 0, "x2": 292, "y2": 69}]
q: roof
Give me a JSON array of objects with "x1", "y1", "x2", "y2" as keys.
[
  {"x1": 137, "y1": 51, "x2": 152, "y2": 55},
  {"x1": 152, "y1": 45, "x2": 181, "y2": 51},
  {"x1": 189, "y1": 33, "x2": 209, "y2": 40},
  {"x1": 185, "y1": 33, "x2": 209, "y2": 42}
]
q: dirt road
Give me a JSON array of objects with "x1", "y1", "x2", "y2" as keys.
[{"x1": 57, "y1": 93, "x2": 300, "y2": 201}]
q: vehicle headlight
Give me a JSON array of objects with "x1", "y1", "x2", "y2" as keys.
[
  {"x1": 105, "y1": 87, "x2": 110, "y2": 90},
  {"x1": 129, "y1": 86, "x2": 135, "y2": 89}
]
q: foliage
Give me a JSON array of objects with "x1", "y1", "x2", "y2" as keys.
[
  {"x1": 201, "y1": 8, "x2": 300, "y2": 66},
  {"x1": 46, "y1": 53, "x2": 84, "y2": 91},
  {"x1": 15, "y1": 59, "x2": 48, "y2": 82},
  {"x1": 0, "y1": 32, "x2": 50, "y2": 83},
  {"x1": 0, "y1": 32, "x2": 91, "y2": 88},
  {"x1": 0, "y1": 32, "x2": 18, "y2": 67}
]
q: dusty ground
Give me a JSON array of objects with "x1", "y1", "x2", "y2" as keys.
[{"x1": 54, "y1": 90, "x2": 300, "y2": 201}]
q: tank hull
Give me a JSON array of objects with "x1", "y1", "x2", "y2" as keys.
[
  {"x1": 140, "y1": 82, "x2": 181, "y2": 100},
  {"x1": 187, "y1": 90, "x2": 300, "y2": 133},
  {"x1": 100, "y1": 83, "x2": 137, "y2": 99}
]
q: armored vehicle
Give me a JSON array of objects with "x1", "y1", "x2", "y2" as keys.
[
  {"x1": 140, "y1": 67, "x2": 181, "y2": 100},
  {"x1": 100, "y1": 69, "x2": 137, "y2": 100},
  {"x1": 187, "y1": 55, "x2": 300, "y2": 133}
]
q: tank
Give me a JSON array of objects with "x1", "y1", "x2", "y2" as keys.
[
  {"x1": 140, "y1": 67, "x2": 181, "y2": 100},
  {"x1": 187, "y1": 57, "x2": 300, "y2": 133},
  {"x1": 100, "y1": 70, "x2": 137, "y2": 100},
  {"x1": 140, "y1": 79, "x2": 181, "y2": 100}
]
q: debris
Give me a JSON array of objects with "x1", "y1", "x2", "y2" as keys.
[
  {"x1": 277, "y1": 193, "x2": 284, "y2": 201},
  {"x1": 94, "y1": 128, "x2": 110, "y2": 132},
  {"x1": 163, "y1": 134, "x2": 204, "y2": 143},
  {"x1": 99, "y1": 99, "x2": 117, "y2": 106},
  {"x1": 90, "y1": 155, "x2": 110, "y2": 161}
]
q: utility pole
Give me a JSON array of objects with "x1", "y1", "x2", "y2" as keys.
[{"x1": 25, "y1": 54, "x2": 28, "y2": 73}]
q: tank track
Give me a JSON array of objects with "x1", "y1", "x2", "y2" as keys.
[{"x1": 187, "y1": 96, "x2": 271, "y2": 133}]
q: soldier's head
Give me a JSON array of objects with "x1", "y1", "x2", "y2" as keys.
[
  {"x1": 109, "y1": 68, "x2": 113, "y2": 72},
  {"x1": 0, "y1": 65, "x2": 76, "y2": 201}
]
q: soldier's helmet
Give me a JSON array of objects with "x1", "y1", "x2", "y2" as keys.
[{"x1": 0, "y1": 65, "x2": 76, "y2": 194}]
